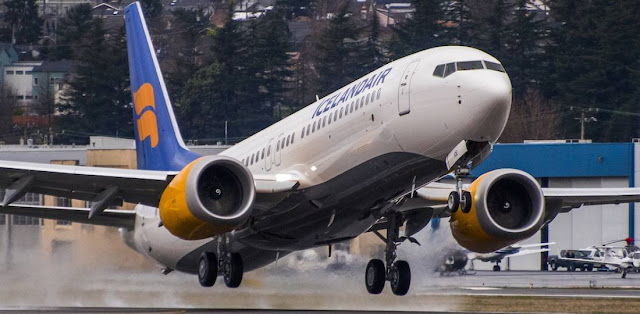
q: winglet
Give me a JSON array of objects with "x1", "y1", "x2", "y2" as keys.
[{"x1": 124, "y1": 2, "x2": 200, "y2": 171}]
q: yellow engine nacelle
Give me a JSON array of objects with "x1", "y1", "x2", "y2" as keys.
[
  {"x1": 450, "y1": 169, "x2": 545, "y2": 253},
  {"x1": 158, "y1": 155, "x2": 255, "y2": 240}
]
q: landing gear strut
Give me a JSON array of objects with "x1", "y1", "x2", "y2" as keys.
[
  {"x1": 446, "y1": 166, "x2": 472, "y2": 214},
  {"x1": 366, "y1": 212, "x2": 414, "y2": 296},
  {"x1": 197, "y1": 235, "x2": 244, "y2": 288}
]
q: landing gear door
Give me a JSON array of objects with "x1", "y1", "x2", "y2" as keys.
[{"x1": 398, "y1": 60, "x2": 420, "y2": 116}]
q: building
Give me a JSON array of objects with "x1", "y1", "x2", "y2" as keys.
[
  {"x1": 0, "y1": 136, "x2": 229, "y2": 269},
  {"x1": 0, "y1": 43, "x2": 19, "y2": 86},
  {"x1": 3, "y1": 61, "x2": 42, "y2": 110},
  {"x1": 37, "y1": 0, "x2": 95, "y2": 17}
]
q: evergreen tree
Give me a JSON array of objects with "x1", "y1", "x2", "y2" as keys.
[
  {"x1": 314, "y1": 4, "x2": 362, "y2": 97},
  {"x1": 359, "y1": 9, "x2": 386, "y2": 74},
  {"x1": 56, "y1": 21, "x2": 132, "y2": 142},
  {"x1": 502, "y1": 0, "x2": 549, "y2": 96},
  {"x1": 1, "y1": 0, "x2": 43, "y2": 44},
  {"x1": 52, "y1": 3, "x2": 94, "y2": 60},
  {"x1": 388, "y1": 0, "x2": 447, "y2": 59},
  {"x1": 141, "y1": 0, "x2": 163, "y2": 18},
  {"x1": 547, "y1": 0, "x2": 640, "y2": 141}
]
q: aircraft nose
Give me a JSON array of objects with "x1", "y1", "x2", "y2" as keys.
[{"x1": 465, "y1": 73, "x2": 512, "y2": 143}]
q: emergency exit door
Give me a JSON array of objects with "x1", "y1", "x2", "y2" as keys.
[{"x1": 398, "y1": 61, "x2": 420, "y2": 116}]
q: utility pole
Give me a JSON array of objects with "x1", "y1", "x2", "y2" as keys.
[{"x1": 571, "y1": 107, "x2": 597, "y2": 140}]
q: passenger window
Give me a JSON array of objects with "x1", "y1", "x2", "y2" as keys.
[
  {"x1": 362, "y1": 96, "x2": 366, "y2": 106},
  {"x1": 276, "y1": 140, "x2": 280, "y2": 151},
  {"x1": 286, "y1": 135, "x2": 290, "y2": 146},
  {"x1": 261, "y1": 148, "x2": 265, "y2": 159},
  {"x1": 329, "y1": 112, "x2": 333, "y2": 124},
  {"x1": 323, "y1": 116, "x2": 327, "y2": 127},
  {"x1": 484, "y1": 60, "x2": 506, "y2": 72},
  {"x1": 267, "y1": 146, "x2": 271, "y2": 157},
  {"x1": 366, "y1": 94, "x2": 370, "y2": 105},
  {"x1": 344, "y1": 106, "x2": 348, "y2": 117},
  {"x1": 250, "y1": 154, "x2": 254, "y2": 165},
  {"x1": 317, "y1": 119, "x2": 321, "y2": 130},
  {"x1": 340, "y1": 107, "x2": 343, "y2": 118},
  {"x1": 301, "y1": 126, "x2": 305, "y2": 138},
  {"x1": 457, "y1": 61, "x2": 484, "y2": 71},
  {"x1": 444, "y1": 62, "x2": 456, "y2": 77},
  {"x1": 307, "y1": 124, "x2": 311, "y2": 136},
  {"x1": 312, "y1": 121, "x2": 316, "y2": 132},
  {"x1": 245, "y1": 158, "x2": 248, "y2": 166},
  {"x1": 377, "y1": 89, "x2": 381, "y2": 100},
  {"x1": 433, "y1": 64, "x2": 445, "y2": 77},
  {"x1": 281, "y1": 140, "x2": 285, "y2": 149},
  {"x1": 291, "y1": 132, "x2": 295, "y2": 144}
]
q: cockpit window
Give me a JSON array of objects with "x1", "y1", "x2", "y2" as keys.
[
  {"x1": 433, "y1": 64, "x2": 445, "y2": 77},
  {"x1": 444, "y1": 62, "x2": 456, "y2": 77},
  {"x1": 485, "y1": 61, "x2": 505, "y2": 73},
  {"x1": 457, "y1": 61, "x2": 484, "y2": 71}
]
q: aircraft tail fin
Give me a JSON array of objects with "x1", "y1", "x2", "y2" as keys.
[{"x1": 124, "y1": 2, "x2": 200, "y2": 171}]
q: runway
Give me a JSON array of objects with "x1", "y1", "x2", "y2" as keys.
[{"x1": 0, "y1": 259, "x2": 639, "y2": 312}]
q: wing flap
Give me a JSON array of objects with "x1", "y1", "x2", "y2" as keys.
[
  {"x1": 0, "y1": 204, "x2": 135, "y2": 229},
  {"x1": 0, "y1": 160, "x2": 174, "y2": 207}
]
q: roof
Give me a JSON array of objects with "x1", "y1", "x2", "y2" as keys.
[
  {"x1": 31, "y1": 60, "x2": 75, "y2": 73},
  {"x1": 471, "y1": 142, "x2": 635, "y2": 178}
]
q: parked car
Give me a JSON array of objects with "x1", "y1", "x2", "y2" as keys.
[{"x1": 547, "y1": 250, "x2": 595, "y2": 271}]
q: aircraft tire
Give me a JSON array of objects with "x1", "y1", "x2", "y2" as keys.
[
  {"x1": 223, "y1": 253, "x2": 243, "y2": 288},
  {"x1": 493, "y1": 265, "x2": 501, "y2": 271},
  {"x1": 198, "y1": 252, "x2": 218, "y2": 287},
  {"x1": 390, "y1": 261, "x2": 411, "y2": 296},
  {"x1": 365, "y1": 259, "x2": 385, "y2": 294},
  {"x1": 460, "y1": 191, "x2": 472, "y2": 213},
  {"x1": 447, "y1": 192, "x2": 460, "y2": 213}
]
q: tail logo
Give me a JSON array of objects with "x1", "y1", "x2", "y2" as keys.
[{"x1": 134, "y1": 83, "x2": 159, "y2": 148}]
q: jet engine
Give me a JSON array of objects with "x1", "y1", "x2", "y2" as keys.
[
  {"x1": 158, "y1": 155, "x2": 255, "y2": 240},
  {"x1": 450, "y1": 169, "x2": 544, "y2": 253}
]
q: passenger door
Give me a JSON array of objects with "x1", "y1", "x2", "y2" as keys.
[{"x1": 398, "y1": 61, "x2": 420, "y2": 116}]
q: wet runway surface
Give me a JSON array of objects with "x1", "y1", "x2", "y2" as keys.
[{"x1": 0, "y1": 261, "x2": 638, "y2": 312}]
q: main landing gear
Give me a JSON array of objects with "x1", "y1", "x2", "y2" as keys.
[
  {"x1": 198, "y1": 236, "x2": 244, "y2": 288},
  {"x1": 366, "y1": 212, "x2": 415, "y2": 296}
]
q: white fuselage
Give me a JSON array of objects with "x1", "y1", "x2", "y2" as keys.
[{"x1": 123, "y1": 46, "x2": 513, "y2": 272}]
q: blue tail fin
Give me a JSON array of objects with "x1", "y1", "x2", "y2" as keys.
[{"x1": 124, "y1": 2, "x2": 200, "y2": 171}]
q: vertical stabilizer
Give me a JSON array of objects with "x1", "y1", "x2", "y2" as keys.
[{"x1": 124, "y1": 2, "x2": 200, "y2": 171}]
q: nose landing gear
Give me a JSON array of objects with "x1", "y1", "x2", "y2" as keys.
[{"x1": 365, "y1": 212, "x2": 414, "y2": 296}]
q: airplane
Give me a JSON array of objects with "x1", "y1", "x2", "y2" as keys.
[
  {"x1": 468, "y1": 242, "x2": 555, "y2": 271},
  {"x1": 559, "y1": 245, "x2": 640, "y2": 278},
  {"x1": 1, "y1": 1, "x2": 640, "y2": 296},
  {"x1": 438, "y1": 242, "x2": 554, "y2": 274}
]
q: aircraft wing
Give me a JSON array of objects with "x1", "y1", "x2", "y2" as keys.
[
  {"x1": 504, "y1": 248, "x2": 550, "y2": 258},
  {"x1": 0, "y1": 160, "x2": 175, "y2": 208},
  {"x1": 415, "y1": 182, "x2": 640, "y2": 217},
  {"x1": 0, "y1": 204, "x2": 135, "y2": 229},
  {"x1": 0, "y1": 160, "x2": 299, "y2": 219},
  {"x1": 543, "y1": 188, "x2": 640, "y2": 209}
]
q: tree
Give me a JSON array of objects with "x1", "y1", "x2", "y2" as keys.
[
  {"x1": 313, "y1": 4, "x2": 362, "y2": 97},
  {"x1": 359, "y1": 9, "x2": 386, "y2": 74},
  {"x1": 547, "y1": 0, "x2": 640, "y2": 141},
  {"x1": 1, "y1": 0, "x2": 43, "y2": 44},
  {"x1": 499, "y1": 88, "x2": 564, "y2": 143},
  {"x1": 141, "y1": 0, "x2": 163, "y2": 18},
  {"x1": 52, "y1": 3, "x2": 94, "y2": 60},
  {"x1": 0, "y1": 84, "x2": 17, "y2": 141},
  {"x1": 56, "y1": 20, "x2": 132, "y2": 142},
  {"x1": 388, "y1": 0, "x2": 447, "y2": 59}
]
